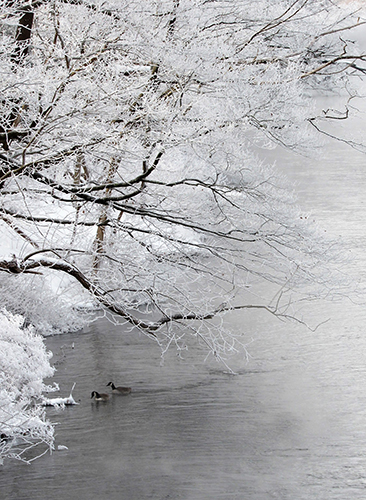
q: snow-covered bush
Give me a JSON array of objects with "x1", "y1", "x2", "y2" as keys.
[
  {"x1": 0, "y1": 269, "x2": 88, "y2": 335},
  {"x1": 0, "y1": 309, "x2": 55, "y2": 464}
]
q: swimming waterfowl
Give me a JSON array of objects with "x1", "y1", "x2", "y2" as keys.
[
  {"x1": 106, "y1": 382, "x2": 132, "y2": 395},
  {"x1": 91, "y1": 391, "x2": 110, "y2": 401}
]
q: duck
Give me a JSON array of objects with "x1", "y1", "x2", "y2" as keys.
[
  {"x1": 106, "y1": 381, "x2": 132, "y2": 395},
  {"x1": 91, "y1": 391, "x2": 110, "y2": 401}
]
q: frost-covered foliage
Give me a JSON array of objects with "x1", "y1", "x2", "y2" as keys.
[
  {"x1": 0, "y1": 1, "x2": 364, "y2": 361},
  {"x1": 0, "y1": 270, "x2": 87, "y2": 335},
  {"x1": 0, "y1": 309, "x2": 55, "y2": 464}
]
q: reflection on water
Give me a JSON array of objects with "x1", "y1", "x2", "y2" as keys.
[{"x1": 1, "y1": 122, "x2": 366, "y2": 499}]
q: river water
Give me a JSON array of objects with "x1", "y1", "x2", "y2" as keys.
[{"x1": 1, "y1": 102, "x2": 366, "y2": 499}]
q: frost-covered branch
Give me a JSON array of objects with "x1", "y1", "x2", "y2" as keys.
[{"x1": 0, "y1": 0, "x2": 363, "y2": 363}]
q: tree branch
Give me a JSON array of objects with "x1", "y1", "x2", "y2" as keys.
[{"x1": 0, "y1": 256, "x2": 158, "y2": 335}]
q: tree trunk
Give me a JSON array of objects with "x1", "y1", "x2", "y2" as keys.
[
  {"x1": 11, "y1": 6, "x2": 34, "y2": 64},
  {"x1": 92, "y1": 158, "x2": 118, "y2": 271}
]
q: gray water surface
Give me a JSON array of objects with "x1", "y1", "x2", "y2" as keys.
[{"x1": 1, "y1": 121, "x2": 366, "y2": 499}]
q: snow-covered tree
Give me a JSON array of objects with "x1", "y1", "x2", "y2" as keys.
[
  {"x1": 0, "y1": 1, "x2": 365, "y2": 362},
  {"x1": 0, "y1": 308, "x2": 55, "y2": 464}
]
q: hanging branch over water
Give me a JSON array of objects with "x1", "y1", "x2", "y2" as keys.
[
  {"x1": 0, "y1": 254, "x2": 324, "y2": 338},
  {"x1": 0, "y1": 0, "x2": 363, "y2": 358}
]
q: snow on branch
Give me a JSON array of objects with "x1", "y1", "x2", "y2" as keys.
[{"x1": 0, "y1": 0, "x2": 362, "y2": 363}]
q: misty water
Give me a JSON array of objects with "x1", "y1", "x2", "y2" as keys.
[{"x1": 1, "y1": 104, "x2": 366, "y2": 499}]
